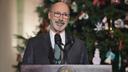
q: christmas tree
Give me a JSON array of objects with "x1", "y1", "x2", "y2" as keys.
[
  {"x1": 36, "y1": 0, "x2": 128, "y2": 71},
  {"x1": 14, "y1": 0, "x2": 128, "y2": 72}
]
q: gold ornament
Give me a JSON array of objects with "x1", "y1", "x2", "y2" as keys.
[{"x1": 57, "y1": 66, "x2": 75, "y2": 72}]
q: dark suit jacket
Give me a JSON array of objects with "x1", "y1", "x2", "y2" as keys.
[{"x1": 22, "y1": 32, "x2": 88, "y2": 64}]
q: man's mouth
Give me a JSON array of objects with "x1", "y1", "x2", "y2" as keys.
[{"x1": 55, "y1": 20, "x2": 65, "y2": 26}]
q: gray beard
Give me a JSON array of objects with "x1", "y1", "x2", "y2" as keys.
[{"x1": 55, "y1": 19, "x2": 65, "y2": 25}]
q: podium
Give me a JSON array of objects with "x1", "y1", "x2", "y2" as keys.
[{"x1": 21, "y1": 65, "x2": 112, "y2": 72}]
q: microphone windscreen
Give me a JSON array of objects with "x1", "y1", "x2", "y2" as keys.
[{"x1": 55, "y1": 34, "x2": 62, "y2": 45}]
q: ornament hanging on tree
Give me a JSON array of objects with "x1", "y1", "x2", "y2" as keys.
[
  {"x1": 102, "y1": 16, "x2": 109, "y2": 30},
  {"x1": 118, "y1": 39, "x2": 125, "y2": 51},
  {"x1": 114, "y1": 19, "x2": 124, "y2": 28},
  {"x1": 94, "y1": 22, "x2": 103, "y2": 31},
  {"x1": 124, "y1": 13, "x2": 128, "y2": 29},
  {"x1": 71, "y1": 1, "x2": 78, "y2": 13},
  {"x1": 111, "y1": 0, "x2": 120, "y2": 5},
  {"x1": 124, "y1": 0, "x2": 128, "y2": 5},
  {"x1": 102, "y1": 16, "x2": 107, "y2": 23},
  {"x1": 104, "y1": 49, "x2": 115, "y2": 64},
  {"x1": 93, "y1": 0, "x2": 105, "y2": 7},
  {"x1": 92, "y1": 48, "x2": 101, "y2": 65},
  {"x1": 109, "y1": 19, "x2": 113, "y2": 32},
  {"x1": 78, "y1": 11, "x2": 89, "y2": 20},
  {"x1": 92, "y1": 41, "x2": 101, "y2": 65}
]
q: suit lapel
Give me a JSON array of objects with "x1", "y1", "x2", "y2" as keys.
[
  {"x1": 44, "y1": 32, "x2": 51, "y2": 48},
  {"x1": 64, "y1": 32, "x2": 74, "y2": 51},
  {"x1": 63, "y1": 32, "x2": 74, "y2": 63},
  {"x1": 44, "y1": 32, "x2": 55, "y2": 64}
]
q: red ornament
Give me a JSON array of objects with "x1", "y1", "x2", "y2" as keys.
[
  {"x1": 111, "y1": 0, "x2": 120, "y2": 5},
  {"x1": 118, "y1": 39, "x2": 125, "y2": 51},
  {"x1": 93, "y1": 0, "x2": 105, "y2": 6}
]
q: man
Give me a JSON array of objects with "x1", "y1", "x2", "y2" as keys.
[{"x1": 22, "y1": 2, "x2": 88, "y2": 64}]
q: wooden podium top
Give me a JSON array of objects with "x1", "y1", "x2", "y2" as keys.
[{"x1": 21, "y1": 65, "x2": 112, "y2": 72}]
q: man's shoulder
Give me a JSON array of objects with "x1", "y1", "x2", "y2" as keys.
[
  {"x1": 66, "y1": 32, "x2": 84, "y2": 44},
  {"x1": 66, "y1": 35, "x2": 84, "y2": 47},
  {"x1": 28, "y1": 32, "x2": 49, "y2": 43},
  {"x1": 74, "y1": 36, "x2": 84, "y2": 44}
]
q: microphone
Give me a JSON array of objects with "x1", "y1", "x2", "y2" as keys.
[
  {"x1": 54, "y1": 34, "x2": 64, "y2": 64},
  {"x1": 54, "y1": 33, "x2": 75, "y2": 64}
]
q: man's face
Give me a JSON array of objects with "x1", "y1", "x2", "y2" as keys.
[{"x1": 48, "y1": 2, "x2": 70, "y2": 33}]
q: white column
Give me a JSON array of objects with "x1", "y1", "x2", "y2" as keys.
[
  {"x1": 0, "y1": 0, "x2": 17, "y2": 72},
  {"x1": 23, "y1": 0, "x2": 39, "y2": 38}
]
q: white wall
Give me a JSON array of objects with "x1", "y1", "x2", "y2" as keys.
[
  {"x1": 23, "y1": 0, "x2": 39, "y2": 38},
  {"x1": 0, "y1": 0, "x2": 16, "y2": 72},
  {"x1": 0, "y1": 0, "x2": 39, "y2": 72}
]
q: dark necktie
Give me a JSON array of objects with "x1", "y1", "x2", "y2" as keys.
[{"x1": 54, "y1": 34, "x2": 62, "y2": 64}]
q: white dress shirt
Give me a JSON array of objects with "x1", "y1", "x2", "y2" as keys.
[{"x1": 49, "y1": 29, "x2": 65, "y2": 49}]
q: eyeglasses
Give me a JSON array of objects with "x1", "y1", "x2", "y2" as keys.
[{"x1": 51, "y1": 11, "x2": 70, "y2": 19}]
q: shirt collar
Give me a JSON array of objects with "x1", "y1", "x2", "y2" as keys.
[{"x1": 49, "y1": 29, "x2": 65, "y2": 48}]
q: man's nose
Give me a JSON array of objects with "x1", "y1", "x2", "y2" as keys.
[{"x1": 59, "y1": 14, "x2": 63, "y2": 20}]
